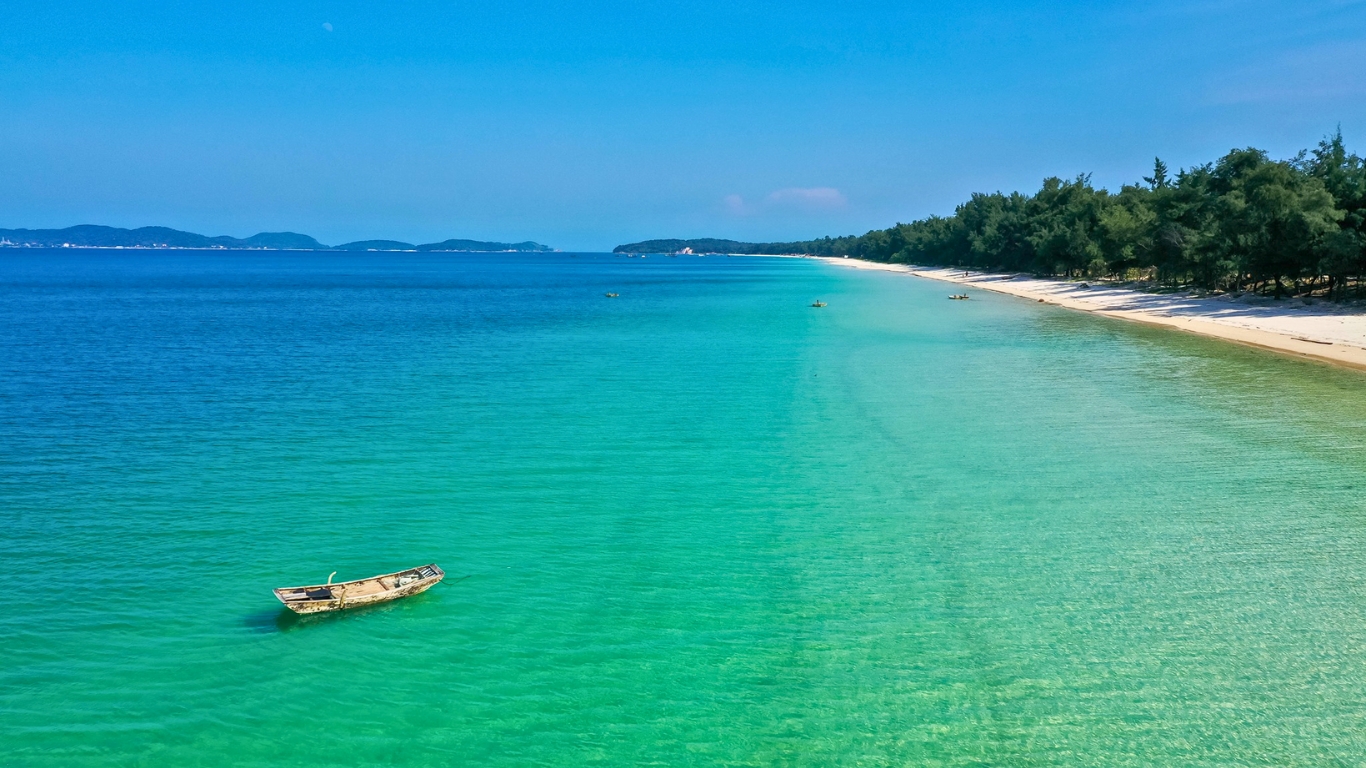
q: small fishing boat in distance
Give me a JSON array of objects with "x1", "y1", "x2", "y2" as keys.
[
  {"x1": 273, "y1": 564, "x2": 444, "y2": 614},
  {"x1": 605, "y1": 292, "x2": 619, "y2": 298},
  {"x1": 811, "y1": 300, "x2": 827, "y2": 307},
  {"x1": 948, "y1": 294, "x2": 970, "y2": 300}
]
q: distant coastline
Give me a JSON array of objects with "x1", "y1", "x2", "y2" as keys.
[
  {"x1": 0, "y1": 225, "x2": 554, "y2": 253},
  {"x1": 613, "y1": 238, "x2": 807, "y2": 256},
  {"x1": 617, "y1": 133, "x2": 1366, "y2": 304}
]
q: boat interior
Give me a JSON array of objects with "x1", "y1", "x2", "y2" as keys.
[{"x1": 275, "y1": 565, "x2": 441, "y2": 604}]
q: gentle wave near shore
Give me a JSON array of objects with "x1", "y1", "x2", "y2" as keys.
[{"x1": 819, "y1": 256, "x2": 1366, "y2": 371}]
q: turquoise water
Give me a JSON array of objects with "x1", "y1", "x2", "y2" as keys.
[{"x1": 5, "y1": 250, "x2": 1366, "y2": 765}]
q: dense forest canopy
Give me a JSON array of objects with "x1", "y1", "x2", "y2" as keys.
[{"x1": 618, "y1": 132, "x2": 1366, "y2": 297}]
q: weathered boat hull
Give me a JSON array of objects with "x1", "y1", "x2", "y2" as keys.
[{"x1": 273, "y1": 564, "x2": 445, "y2": 614}]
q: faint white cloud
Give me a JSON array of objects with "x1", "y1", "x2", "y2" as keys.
[
  {"x1": 322, "y1": 22, "x2": 334, "y2": 32},
  {"x1": 1206, "y1": 39, "x2": 1366, "y2": 105},
  {"x1": 723, "y1": 187, "x2": 847, "y2": 216},
  {"x1": 766, "y1": 187, "x2": 847, "y2": 208}
]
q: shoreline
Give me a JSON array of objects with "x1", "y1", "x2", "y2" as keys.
[{"x1": 817, "y1": 256, "x2": 1366, "y2": 371}]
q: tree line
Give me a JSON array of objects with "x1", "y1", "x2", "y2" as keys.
[{"x1": 773, "y1": 132, "x2": 1366, "y2": 297}]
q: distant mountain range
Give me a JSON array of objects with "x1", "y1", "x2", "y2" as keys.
[{"x1": 0, "y1": 225, "x2": 553, "y2": 252}]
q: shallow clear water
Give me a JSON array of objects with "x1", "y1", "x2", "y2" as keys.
[{"x1": 4, "y1": 250, "x2": 1366, "y2": 765}]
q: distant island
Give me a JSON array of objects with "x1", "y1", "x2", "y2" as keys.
[
  {"x1": 617, "y1": 131, "x2": 1366, "y2": 300},
  {"x1": 0, "y1": 225, "x2": 553, "y2": 253}
]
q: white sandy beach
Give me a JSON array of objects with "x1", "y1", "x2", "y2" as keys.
[{"x1": 818, "y1": 256, "x2": 1366, "y2": 371}]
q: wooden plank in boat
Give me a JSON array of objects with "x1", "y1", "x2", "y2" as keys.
[{"x1": 273, "y1": 564, "x2": 445, "y2": 614}]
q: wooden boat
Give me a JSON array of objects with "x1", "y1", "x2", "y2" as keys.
[
  {"x1": 605, "y1": 292, "x2": 619, "y2": 298},
  {"x1": 948, "y1": 294, "x2": 970, "y2": 300},
  {"x1": 811, "y1": 300, "x2": 827, "y2": 307},
  {"x1": 273, "y1": 564, "x2": 444, "y2": 614}
]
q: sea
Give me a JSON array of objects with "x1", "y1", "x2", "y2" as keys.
[{"x1": 4, "y1": 249, "x2": 1366, "y2": 765}]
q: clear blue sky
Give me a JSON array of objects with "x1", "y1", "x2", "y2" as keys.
[{"x1": 2, "y1": 1, "x2": 1363, "y2": 250}]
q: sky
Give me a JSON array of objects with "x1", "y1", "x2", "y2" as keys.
[{"x1": 1, "y1": 1, "x2": 1364, "y2": 251}]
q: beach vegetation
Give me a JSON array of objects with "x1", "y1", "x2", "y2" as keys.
[{"x1": 617, "y1": 131, "x2": 1366, "y2": 298}]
